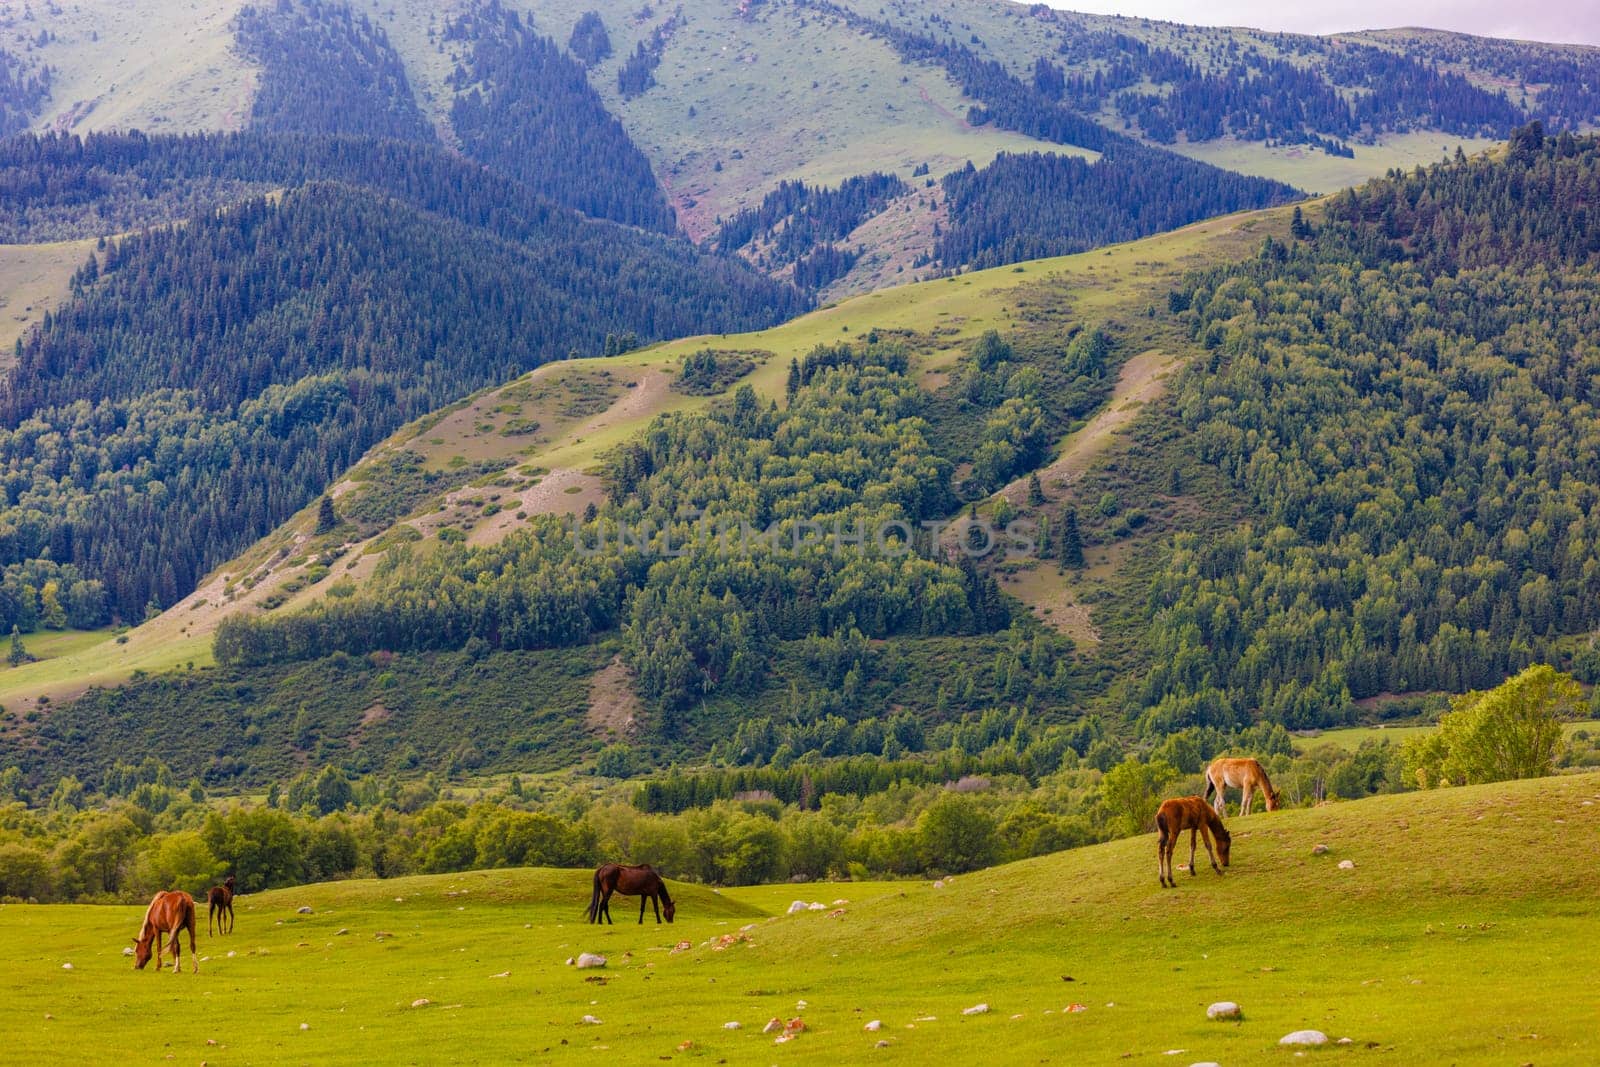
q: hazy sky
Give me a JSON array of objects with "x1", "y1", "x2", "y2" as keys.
[{"x1": 1045, "y1": 1, "x2": 1600, "y2": 46}]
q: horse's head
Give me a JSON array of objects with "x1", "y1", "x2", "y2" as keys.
[
  {"x1": 1265, "y1": 788, "x2": 1281, "y2": 812},
  {"x1": 132, "y1": 935, "x2": 153, "y2": 970},
  {"x1": 1214, "y1": 826, "x2": 1232, "y2": 868},
  {"x1": 224, "y1": 875, "x2": 236, "y2": 889},
  {"x1": 663, "y1": 898, "x2": 676, "y2": 923}
]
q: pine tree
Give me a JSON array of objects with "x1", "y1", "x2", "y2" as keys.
[
  {"x1": 7, "y1": 625, "x2": 27, "y2": 667},
  {"x1": 786, "y1": 358, "x2": 801, "y2": 401},
  {"x1": 1058, "y1": 506, "x2": 1083, "y2": 569},
  {"x1": 1027, "y1": 471, "x2": 1045, "y2": 506},
  {"x1": 317, "y1": 495, "x2": 339, "y2": 534}
]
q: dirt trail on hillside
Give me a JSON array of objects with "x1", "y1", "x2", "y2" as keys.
[
  {"x1": 986, "y1": 348, "x2": 1188, "y2": 646},
  {"x1": 586, "y1": 655, "x2": 642, "y2": 738}
]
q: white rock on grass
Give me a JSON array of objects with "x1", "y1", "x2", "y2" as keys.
[
  {"x1": 576, "y1": 953, "x2": 607, "y2": 969},
  {"x1": 787, "y1": 901, "x2": 808, "y2": 915},
  {"x1": 1337, "y1": 860, "x2": 1356, "y2": 870},
  {"x1": 299, "y1": 1023, "x2": 310, "y2": 1031},
  {"x1": 1312, "y1": 844, "x2": 1330, "y2": 855},
  {"x1": 722, "y1": 1022, "x2": 741, "y2": 1030},
  {"x1": 1190, "y1": 1062, "x2": 1223, "y2": 1067},
  {"x1": 962, "y1": 1003, "x2": 990, "y2": 1016},
  {"x1": 580, "y1": 1015, "x2": 602, "y2": 1025},
  {"x1": 122, "y1": 947, "x2": 134, "y2": 956},
  {"x1": 411, "y1": 998, "x2": 431, "y2": 1009},
  {"x1": 1206, "y1": 1001, "x2": 1241, "y2": 1020},
  {"x1": 297, "y1": 906, "x2": 313, "y2": 914},
  {"x1": 61, "y1": 963, "x2": 73, "y2": 971},
  {"x1": 1279, "y1": 1030, "x2": 1329, "y2": 1046},
  {"x1": 864, "y1": 1020, "x2": 882, "y2": 1032}
]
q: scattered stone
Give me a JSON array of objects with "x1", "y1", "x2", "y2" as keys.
[
  {"x1": 61, "y1": 963, "x2": 73, "y2": 971},
  {"x1": 122, "y1": 947, "x2": 134, "y2": 956},
  {"x1": 1279, "y1": 1030, "x2": 1329, "y2": 1046},
  {"x1": 205, "y1": 1040, "x2": 217, "y2": 1047},
  {"x1": 931, "y1": 880, "x2": 945, "y2": 889},
  {"x1": 580, "y1": 1015, "x2": 602, "y2": 1025},
  {"x1": 226, "y1": 951, "x2": 235, "y2": 958},
  {"x1": 1312, "y1": 844, "x2": 1330, "y2": 855},
  {"x1": 832, "y1": 899, "x2": 849, "y2": 906},
  {"x1": 299, "y1": 1023, "x2": 310, "y2": 1031},
  {"x1": 827, "y1": 908, "x2": 847, "y2": 918},
  {"x1": 962, "y1": 1003, "x2": 990, "y2": 1016},
  {"x1": 1065, "y1": 1004, "x2": 1087, "y2": 1013},
  {"x1": 1190, "y1": 1062, "x2": 1222, "y2": 1067},
  {"x1": 576, "y1": 953, "x2": 607, "y2": 969},
  {"x1": 1337, "y1": 1037, "x2": 1354, "y2": 1045},
  {"x1": 411, "y1": 998, "x2": 431, "y2": 1009},
  {"x1": 864, "y1": 1020, "x2": 882, "y2": 1032},
  {"x1": 296, "y1": 906, "x2": 313, "y2": 914},
  {"x1": 1337, "y1": 860, "x2": 1356, "y2": 870},
  {"x1": 763, "y1": 1018, "x2": 785, "y2": 1034},
  {"x1": 671, "y1": 940, "x2": 693, "y2": 953},
  {"x1": 676, "y1": 1041, "x2": 694, "y2": 1051},
  {"x1": 723, "y1": 1022, "x2": 741, "y2": 1030},
  {"x1": 787, "y1": 900, "x2": 808, "y2": 914},
  {"x1": 42, "y1": 1014, "x2": 52, "y2": 1021},
  {"x1": 796, "y1": 1000, "x2": 808, "y2": 1010},
  {"x1": 875, "y1": 1040, "x2": 890, "y2": 1048},
  {"x1": 1206, "y1": 1001, "x2": 1242, "y2": 1021},
  {"x1": 490, "y1": 971, "x2": 510, "y2": 979},
  {"x1": 807, "y1": 902, "x2": 826, "y2": 911},
  {"x1": 335, "y1": 928, "x2": 349, "y2": 936}
]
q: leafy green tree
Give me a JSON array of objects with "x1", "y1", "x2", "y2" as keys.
[
  {"x1": 1404, "y1": 665, "x2": 1581, "y2": 788},
  {"x1": 1097, "y1": 757, "x2": 1178, "y2": 837},
  {"x1": 917, "y1": 792, "x2": 998, "y2": 873}
]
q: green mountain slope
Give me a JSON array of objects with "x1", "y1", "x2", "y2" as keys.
[{"x1": 2, "y1": 772, "x2": 1596, "y2": 1064}]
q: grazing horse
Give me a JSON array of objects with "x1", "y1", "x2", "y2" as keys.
[
  {"x1": 586, "y1": 863, "x2": 676, "y2": 925},
  {"x1": 207, "y1": 875, "x2": 236, "y2": 935},
  {"x1": 133, "y1": 890, "x2": 198, "y2": 973},
  {"x1": 1204, "y1": 757, "x2": 1280, "y2": 816},
  {"x1": 1155, "y1": 796, "x2": 1231, "y2": 889}
]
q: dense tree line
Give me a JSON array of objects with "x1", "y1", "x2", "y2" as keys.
[
  {"x1": 714, "y1": 172, "x2": 906, "y2": 258},
  {"x1": 233, "y1": 0, "x2": 433, "y2": 142},
  {"x1": 444, "y1": 0, "x2": 676, "y2": 232},
  {"x1": 0, "y1": 44, "x2": 51, "y2": 139},
  {"x1": 0, "y1": 181, "x2": 801, "y2": 621},
  {"x1": 566, "y1": 11, "x2": 612, "y2": 68},
  {"x1": 936, "y1": 151, "x2": 1299, "y2": 270},
  {"x1": 1138, "y1": 127, "x2": 1600, "y2": 731}
]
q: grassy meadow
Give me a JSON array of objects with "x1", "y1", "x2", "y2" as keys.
[{"x1": 3, "y1": 773, "x2": 1596, "y2": 1065}]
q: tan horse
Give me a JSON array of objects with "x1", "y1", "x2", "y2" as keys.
[
  {"x1": 1204, "y1": 757, "x2": 1280, "y2": 816},
  {"x1": 133, "y1": 890, "x2": 198, "y2": 973},
  {"x1": 586, "y1": 863, "x2": 676, "y2": 925},
  {"x1": 1155, "y1": 796, "x2": 1231, "y2": 888}
]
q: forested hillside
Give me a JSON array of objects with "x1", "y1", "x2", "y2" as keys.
[
  {"x1": 1136, "y1": 124, "x2": 1600, "y2": 731},
  {"x1": 0, "y1": 177, "x2": 801, "y2": 623},
  {"x1": 234, "y1": 0, "x2": 434, "y2": 141}
]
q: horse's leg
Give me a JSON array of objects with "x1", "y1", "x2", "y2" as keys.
[
  {"x1": 1156, "y1": 829, "x2": 1166, "y2": 887},
  {"x1": 154, "y1": 930, "x2": 164, "y2": 973},
  {"x1": 1241, "y1": 782, "x2": 1252, "y2": 816},
  {"x1": 188, "y1": 912, "x2": 198, "y2": 972},
  {"x1": 1200, "y1": 825, "x2": 1221, "y2": 875},
  {"x1": 600, "y1": 886, "x2": 614, "y2": 925},
  {"x1": 652, "y1": 894, "x2": 662, "y2": 924},
  {"x1": 1188, "y1": 828, "x2": 1198, "y2": 876},
  {"x1": 638, "y1": 895, "x2": 647, "y2": 925}
]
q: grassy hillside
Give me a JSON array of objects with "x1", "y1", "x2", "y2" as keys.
[
  {"x1": 0, "y1": 238, "x2": 94, "y2": 362},
  {"x1": 2, "y1": 772, "x2": 1596, "y2": 1063}
]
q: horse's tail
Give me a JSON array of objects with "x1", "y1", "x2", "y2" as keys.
[
  {"x1": 585, "y1": 869, "x2": 601, "y2": 922},
  {"x1": 1155, "y1": 810, "x2": 1168, "y2": 839},
  {"x1": 1202, "y1": 770, "x2": 1215, "y2": 804}
]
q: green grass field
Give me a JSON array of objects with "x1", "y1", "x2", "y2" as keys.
[
  {"x1": 1295, "y1": 719, "x2": 1600, "y2": 753},
  {"x1": 4, "y1": 773, "x2": 1596, "y2": 1064}
]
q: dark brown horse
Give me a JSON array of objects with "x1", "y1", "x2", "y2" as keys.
[
  {"x1": 1155, "y1": 796, "x2": 1231, "y2": 889},
  {"x1": 133, "y1": 890, "x2": 198, "y2": 973},
  {"x1": 207, "y1": 875, "x2": 236, "y2": 935},
  {"x1": 586, "y1": 863, "x2": 675, "y2": 925}
]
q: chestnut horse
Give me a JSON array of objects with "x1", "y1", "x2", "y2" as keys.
[
  {"x1": 586, "y1": 863, "x2": 676, "y2": 925},
  {"x1": 1204, "y1": 757, "x2": 1280, "y2": 816},
  {"x1": 133, "y1": 890, "x2": 198, "y2": 973},
  {"x1": 1155, "y1": 796, "x2": 1231, "y2": 889},
  {"x1": 207, "y1": 875, "x2": 236, "y2": 935}
]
